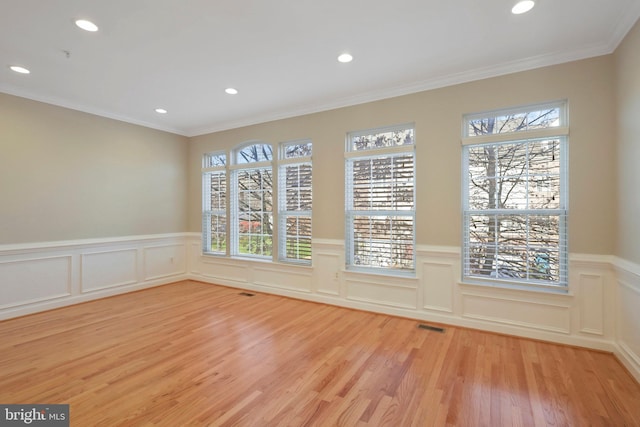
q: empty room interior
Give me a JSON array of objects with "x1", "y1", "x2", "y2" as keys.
[{"x1": 1, "y1": 0, "x2": 640, "y2": 425}]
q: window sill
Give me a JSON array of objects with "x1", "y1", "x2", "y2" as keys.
[
  {"x1": 201, "y1": 253, "x2": 312, "y2": 270},
  {"x1": 459, "y1": 280, "x2": 573, "y2": 297},
  {"x1": 344, "y1": 266, "x2": 417, "y2": 280}
]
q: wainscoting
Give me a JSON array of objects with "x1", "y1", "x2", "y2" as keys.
[
  {"x1": 0, "y1": 234, "x2": 188, "y2": 320},
  {"x1": 1, "y1": 232, "x2": 638, "y2": 382}
]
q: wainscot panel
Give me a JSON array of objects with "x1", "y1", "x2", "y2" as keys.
[
  {"x1": 461, "y1": 290, "x2": 572, "y2": 334},
  {"x1": 312, "y1": 242, "x2": 344, "y2": 296},
  {"x1": 198, "y1": 256, "x2": 250, "y2": 285},
  {"x1": 82, "y1": 249, "x2": 138, "y2": 293},
  {"x1": 0, "y1": 256, "x2": 71, "y2": 309},
  {"x1": 577, "y1": 273, "x2": 605, "y2": 335},
  {"x1": 569, "y1": 255, "x2": 615, "y2": 340},
  {"x1": 416, "y1": 246, "x2": 458, "y2": 315},
  {"x1": 144, "y1": 244, "x2": 187, "y2": 281},
  {"x1": 253, "y1": 264, "x2": 313, "y2": 293},
  {"x1": 344, "y1": 273, "x2": 419, "y2": 309}
]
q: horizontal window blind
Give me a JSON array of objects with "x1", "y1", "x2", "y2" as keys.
[
  {"x1": 462, "y1": 102, "x2": 568, "y2": 291},
  {"x1": 202, "y1": 152, "x2": 227, "y2": 255},
  {"x1": 279, "y1": 159, "x2": 312, "y2": 263},
  {"x1": 346, "y1": 125, "x2": 415, "y2": 272}
]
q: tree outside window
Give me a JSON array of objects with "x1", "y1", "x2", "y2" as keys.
[
  {"x1": 232, "y1": 143, "x2": 273, "y2": 258},
  {"x1": 462, "y1": 101, "x2": 568, "y2": 291}
]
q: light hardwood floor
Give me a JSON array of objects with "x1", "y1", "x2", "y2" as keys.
[{"x1": 0, "y1": 280, "x2": 638, "y2": 426}]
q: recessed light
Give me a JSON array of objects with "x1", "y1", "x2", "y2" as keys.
[
  {"x1": 338, "y1": 53, "x2": 353, "y2": 63},
  {"x1": 155, "y1": 108, "x2": 168, "y2": 114},
  {"x1": 512, "y1": 0, "x2": 535, "y2": 14},
  {"x1": 75, "y1": 19, "x2": 99, "y2": 32},
  {"x1": 9, "y1": 65, "x2": 30, "y2": 74},
  {"x1": 225, "y1": 88, "x2": 238, "y2": 95}
]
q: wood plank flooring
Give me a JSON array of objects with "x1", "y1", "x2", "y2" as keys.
[{"x1": 0, "y1": 280, "x2": 638, "y2": 426}]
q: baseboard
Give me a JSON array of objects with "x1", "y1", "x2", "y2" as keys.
[{"x1": 614, "y1": 341, "x2": 640, "y2": 384}]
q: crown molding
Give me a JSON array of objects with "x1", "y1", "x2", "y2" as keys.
[
  {"x1": 606, "y1": 2, "x2": 640, "y2": 52},
  {"x1": 187, "y1": 42, "x2": 614, "y2": 137},
  {"x1": 0, "y1": 85, "x2": 189, "y2": 137}
]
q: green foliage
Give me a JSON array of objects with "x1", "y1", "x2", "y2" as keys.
[{"x1": 238, "y1": 235, "x2": 273, "y2": 257}]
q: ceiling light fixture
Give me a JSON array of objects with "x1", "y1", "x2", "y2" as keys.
[
  {"x1": 9, "y1": 65, "x2": 30, "y2": 74},
  {"x1": 512, "y1": 0, "x2": 535, "y2": 14},
  {"x1": 225, "y1": 88, "x2": 238, "y2": 95},
  {"x1": 75, "y1": 19, "x2": 99, "y2": 32},
  {"x1": 155, "y1": 108, "x2": 168, "y2": 114},
  {"x1": 338, "y1": 53, "x2": 353, "y2": 63}
]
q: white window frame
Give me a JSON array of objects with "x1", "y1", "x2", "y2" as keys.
[
  {"x1": 278, "y1": 140, "x2": 312, "y2": 264},
  {"x1": 202, "y1": 151, "x2": 227, "y2": 255},
  {"x1": 345, "y1": 123, "x2": 416, "y2": 275},
  {"x1": 230, "y1": 142, "x2": 274, "y2": 260},
  {"x1": 461, "y1": 100, "x2": 569, "y2": 292}
]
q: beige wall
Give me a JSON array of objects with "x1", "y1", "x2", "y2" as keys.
[
  {"x1": 615, "y1": 19, "x2": 640, "y2": 265},
  {"x1": 0, "y1": 93, "x2": 189, "y2": 244},
  {"x1": 189, "y1": 56, "x2": 617, "y2": 254}
]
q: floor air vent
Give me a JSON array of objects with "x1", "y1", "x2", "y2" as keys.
[
  {"x1": 238, "y1": 292, "x2": 255, "y2": 297},
  {"x1": 417, "y1": 323, "x2": 445, "y2": 333}
]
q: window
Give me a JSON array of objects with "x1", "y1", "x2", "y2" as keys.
[
  {"x1": 462, "y1": 101, "x2": 568, "y2": 292},
  {"x1": 345, "y1": 124, "x2": 415, "y2": 272},
  {"x1": 231, "y1": 143, "x2": 274, "y2": 258},
  {"x1": 278, "y1": 141, "x2": 312, "y2": 263},
  {"x1": 202, "y1": 140, "x2": 313, "y2": 263},
  {"x1": 202, "y1": 152, "x2": 226, "y2": 254}
]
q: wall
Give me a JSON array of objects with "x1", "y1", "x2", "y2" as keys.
[
  {"x1": 616, "y1": 20, "x2": 640, "y2": 265},
  {"x1": 0, "y1": 94, "x2": 190, "y2": 318},
  {"x1": 0, "y1": 93, "x2": 189, "y2": 244},
  {"x1": 614, "y1": 18, "x2": 640, "y2": 383}
]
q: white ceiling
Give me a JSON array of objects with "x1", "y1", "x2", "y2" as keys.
[{"x1": 1, "y1": 0, "x2": 639, "y2": 137}]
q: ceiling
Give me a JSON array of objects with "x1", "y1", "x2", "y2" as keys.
[{"x1": 1, "y1": 0, "x2": 639, "y2": 137}]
